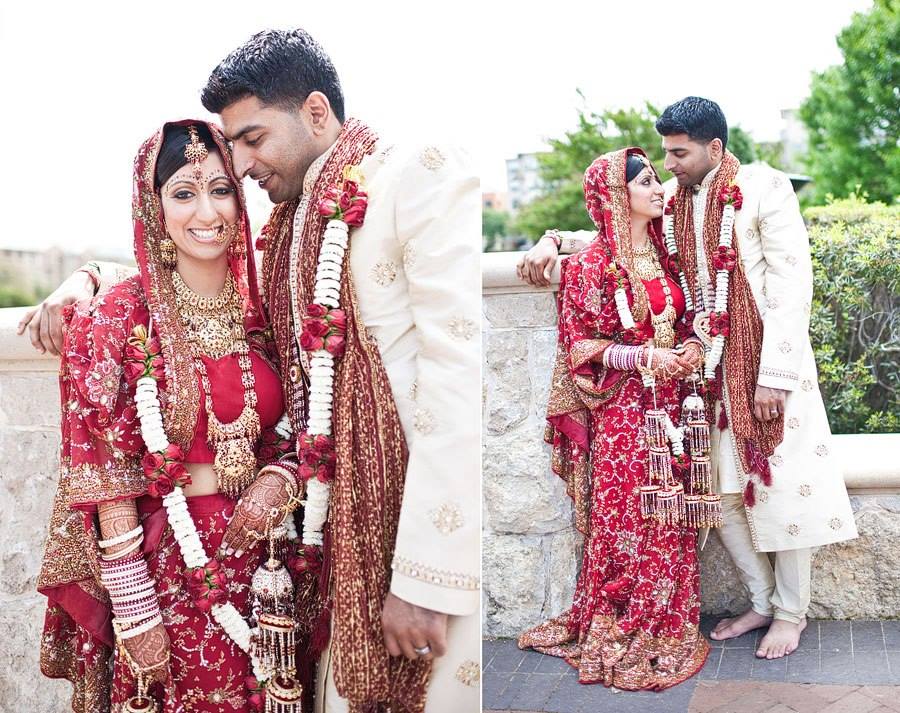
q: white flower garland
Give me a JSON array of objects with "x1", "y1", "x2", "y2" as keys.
[
  {"x1": 134, "y1": 375, "x2": 267, "y2": 680},
  {"x1": 614, "y1": 286, "x2": 636, "y2": 329},
  {"x1": 663, "y1": 198, "x2": 737, "y2": 380},
  {"x1": 664, "y1": 216, "x2": 695, "y2": 314},
  {"x1": 705, "y1": 202, "x2": 736, "y2": 380},
  {"x1": 302, "y1": 218, "x2": 350, "y2": 546}
]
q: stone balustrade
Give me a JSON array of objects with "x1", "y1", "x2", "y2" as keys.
[{"x1": 482, "y1": 251, "x2": 900, "y2": 638}]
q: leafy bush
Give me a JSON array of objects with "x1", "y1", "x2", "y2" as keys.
[{"x1": 807, "y1": 195, "x2": 900, "y2": 433}]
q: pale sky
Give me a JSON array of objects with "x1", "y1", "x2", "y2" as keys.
[{"x1": 0, "y1": 1, "x2": 870, "y2": 257}]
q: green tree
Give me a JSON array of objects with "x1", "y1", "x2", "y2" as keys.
[
  {"x1": 482, "y1": 208, "x2": 509, "y2": 240},
  {"x1": 513, "y1": 102, "x2": 665, "y2": 240},
  {"x1": 513, "y1": 104, "x2": 786, "y2": 240},
  {"x1": 728, "y1": 126, "x2": 757, "y2": 164},
  {"x1": 799, "y1": 0, "x2": 900, "y2": 204}
]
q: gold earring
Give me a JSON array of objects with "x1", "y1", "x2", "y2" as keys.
[{"x1": 160, "y1": 236, "x2": 177, "y2": 268}]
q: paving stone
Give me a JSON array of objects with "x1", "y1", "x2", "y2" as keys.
[
  {"x1": 820, "y1": 621, "x2": 853, "y2": 653},
  {"x1": 483, "y1": 670, "x2": 514, "y2": 710},
  {"x1": 852, "y1": 651, "x2": 892, "y2": 685},
  {"x1": 818, "y1": 689, "x2": 883, "y2": 713},
  {"x1": 505, "y1": 672, "x2": 563, "y2": 712},
  {"x1": 716, "y1": 648, "x2": 754, "y2": 679},
  {"x1": 853, "y1": 621, "x2": 887, "y2": 653},
  {"x1": 533, "y1": 653, "x2": 572, "y2": 674},
  {"x1": 858, "y1": 686, "x2": 900, "y2": 713},
  {"x1": 816, "y1": 652, "x2": 862, "y2": 685},
  {"x1": 785, "y1": 650, "x2": 821, "y2": 682},
  {"x1": 489, "y1": 673, "x2": 533, "y2": 710},
  {"x1": 490, "y1": 641, "x2": 527, "y2": 673},
  {"x1": 881, "y1": 622, "x2": 900, "y2": 651},
  {"x1": 697, "y1": 648, "x2": 723, "y2": 680},
  {"x1": 796, "y1": 620, "x2": 820, "y2": 652},
  {"x1": 749, "y1": 655, "x2": 787, "y2": 682},
  {"x1": 517, "y1": 649, "x2": 548, "y2": 674}
]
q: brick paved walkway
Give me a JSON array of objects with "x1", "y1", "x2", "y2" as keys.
[{"x1": 484, "y1": 617, "x2": 900, "y2": 712}]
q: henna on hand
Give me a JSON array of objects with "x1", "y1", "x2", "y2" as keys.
[
  {"x1": 123, "y1": 622, "x2": 170, "y2": 682},
  {"x1": 221, "y1": 470, "x2": 292, "y2": 555}
]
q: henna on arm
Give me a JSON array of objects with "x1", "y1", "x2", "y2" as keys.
[{"x1": 98, "y1": 500, "x2": 140, "y2": 555}]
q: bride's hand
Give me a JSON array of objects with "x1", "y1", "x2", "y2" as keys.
[
  {"x1": 650, "y1": 348, "x2": 695, "y2": 381},
  {"x1": 219, "y1": 469, "x2": 293, "y2": 558},
  {"x1": 122, "y1": 621, "x2": 170, "y2": 683}
]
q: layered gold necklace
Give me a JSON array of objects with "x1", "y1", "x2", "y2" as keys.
[
  {"x1": 172, "y1": 270, "x2": 260, "y2": 497},
  {"x1": 632, "y1": 243, "x2": 676, "y2": 349}
]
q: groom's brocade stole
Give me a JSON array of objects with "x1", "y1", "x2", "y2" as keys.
[{"x1": 259, "y1": 118, "x2": 431, "y2": 713}]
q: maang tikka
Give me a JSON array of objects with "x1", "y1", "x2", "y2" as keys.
[{"x1": 184, "y1": 125, "x2": 208, "y2": 180}]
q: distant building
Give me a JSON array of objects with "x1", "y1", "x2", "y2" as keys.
[
  {"x1": 482, "y1": 191, "x2": 508, "y2": 213},
  {"x1": 0, "y1": 247, "x2": 131, "y2": 302},
  {"x1": 505, "y1": 152, "x2": 547, "y2": 213},
  {"x1": 780, "y1": 109, "x2": 809, "y2": 174}
]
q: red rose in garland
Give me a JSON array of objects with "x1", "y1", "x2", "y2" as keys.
[
  {"x1": 712, "y1": 245, "x2": 737, "y2": 272},
  {"x1": 298, "y1": 304, "x2": 348, "y2": 358},
  {"x1": 124, "y1": 324, "x2": 165, "y2": 385},
  {"x1": 185, "y1": 559, "x2": 229, "y2": 613},
  {"x1": 709, "y1": 311, "x2": 731, "y2": 338},
  {"x1": 718, "y1": 183, "x2": 744, "y2": 209},
  {"x1": 317, "y1": 178, "x2": 369, "y2": 227}
]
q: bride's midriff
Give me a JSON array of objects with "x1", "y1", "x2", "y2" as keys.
[{"x1": 182, "y1": 463, "x2": 221, "y2": 497}]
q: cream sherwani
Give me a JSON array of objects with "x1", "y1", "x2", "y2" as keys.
[
  {"x1": 662, "y1": 163, "x2": 857, "y2": 554},
  {"x1": 295, "y1": 140, "x2": 481, "y2": 713}
]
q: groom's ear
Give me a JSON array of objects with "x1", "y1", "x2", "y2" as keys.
[
  {"x1": 303, "y1": 91, "x2": 332, "y2": 136},
  {"x1": 708, "y1": 138, "x2": 724, "y2": 162}
]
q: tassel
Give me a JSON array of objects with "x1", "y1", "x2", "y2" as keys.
[
  {"x1": 655, "y1": 483, "x2": 684, "y2": 526},
  {"x1": 745, "y1": 441, "x2": 773, "y2": 486},
  {"x1": 717, "y1": 405, "x2": 728, "y2": 431},
  {"x1": 683, "y1": 494, "x2": 703, "y2": 528},
  {"x1": 640, "y1": 485, "x2": 660, "y2": 519},
  {"x1": 689, "y1": 455, "x2": 712, "y2": 493},
  {"x1": 702, "y1": 493, "x2": 724, "y2": 528},
  {"x1": 743, "y1": 480, "x2": 756, "y2": 508}
]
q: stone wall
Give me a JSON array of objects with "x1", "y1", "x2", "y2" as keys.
[
  {"x1": 482, "y1": 251, "x2": 900, "y2": 638},
  {"x1": 0, "y1": 308, "x2": 73, "y2": 710}
]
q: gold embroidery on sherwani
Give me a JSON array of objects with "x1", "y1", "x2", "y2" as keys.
[
  {"x1": 430, "y1": 503, "x2": 464, "y2": 534},
  {"x1": 419, "y1": 146, "x2": 446, "y2": 170},
  {"x1": 370, "y1": 259, "x2": 398, "y2": 286},
  {"x1": 454, "y1": 661, "x2": 480, "y2": 687},
  {"x1": 447, "y1": 316, "x2": 476, "y2": 340}
]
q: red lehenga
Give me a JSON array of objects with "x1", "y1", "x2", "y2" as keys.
[
  {"x1": 37, "y1": 121, "x2": 303, "y2": 713},
  {"x1": 518, "y1": 148, "x2": 709, "y2": 690}
]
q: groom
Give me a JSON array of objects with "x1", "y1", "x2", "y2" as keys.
[
  {"x1": 19, "y1": 28, "x2": 480, "y2": 713},
  {"x1": 517, "y1": 96, "x2": 857, "y2": 660}
]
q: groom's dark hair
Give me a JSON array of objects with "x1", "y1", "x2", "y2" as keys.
[
  {"x1": 655, "y1": 96, "x2": 728, "y2": 149},
  {"x1": 201, "y1": 29, "x2": 345, "y2": 123}
]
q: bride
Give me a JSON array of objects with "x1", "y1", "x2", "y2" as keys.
[
  {"x1": 37, "y1": 121, "x2": 307, "y2": 713},
  {"x1": 518, "y1": 148, "x2": 716, "y2": 690}
]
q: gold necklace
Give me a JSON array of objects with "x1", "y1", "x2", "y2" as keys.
[
  {"x1": 195, "y1": 344, "x2": 261, "y2": 498},
  {"x1": 632, "y1": 243, "x2": 677, "y2": 348},
  {"x1": 173, "y1": 271, "x2": 244, "y2": 359}
]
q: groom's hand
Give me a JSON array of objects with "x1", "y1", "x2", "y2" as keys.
[
  {"x1": 516, "y1": 234, "x2": 559, "y2": 287},
  {"x1": 16, "y1": 270, "x2": 95, "y2": 356},
  {"x1": 382, "y1": 592, "x2": 448, "y2": 662},
  {"x1": 754, "y1": 385, "x2": 787, "y2": 422}
]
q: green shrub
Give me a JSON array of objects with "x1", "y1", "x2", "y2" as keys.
[{"x1": 807, "y1": 195, "x2": 900, "y2": 433}]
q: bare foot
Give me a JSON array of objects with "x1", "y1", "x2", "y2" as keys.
[
  {"x1": 756, "y1": 618, "x2": 807, "y2": 659},
  {"x1": 710, "y1": 609, "x2": 773, "y2": 641}
]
